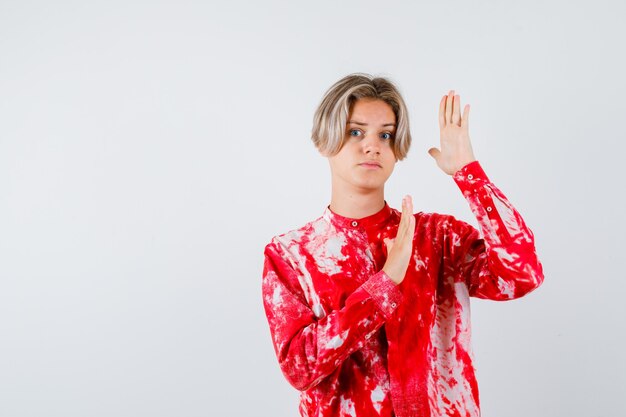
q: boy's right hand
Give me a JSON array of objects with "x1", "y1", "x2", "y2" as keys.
[{"x1": 382, "y1": 195, "x2": 416, "y2": 285}]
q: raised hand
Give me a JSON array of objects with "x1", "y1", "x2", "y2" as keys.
[
  {"x1": 428, "y1": 90, "x2": 476, "y2": 175},
  {"x1": 382, "y1": 195, "x2": 416, "y2": 285}
]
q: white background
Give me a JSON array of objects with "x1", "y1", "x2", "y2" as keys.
[{"x1": 1, "y1": 1, "x2": 624, "y2": 416}]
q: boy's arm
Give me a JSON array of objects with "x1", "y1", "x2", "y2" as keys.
[
  {"x1": 429, "y1": 92, "x2": 543, "y2": 299},
  {"x1": 445, "y1": 160, "x2": 544, "y2": 300},
  {"x1": 262, "y1": 241, "x2": 402, "y2": 391}
]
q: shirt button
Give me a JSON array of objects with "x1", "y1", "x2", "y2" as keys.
[
  {"x1": 486, "y1": 206, "x2": 492, "y2": 212},
  {"x1": 351, "y1": 221, "x2": 358, "y2": 227},
  {"x1": 468, "y1": 174, "x2": 474, "y2": 180},
  {"x1": 391, "y1": 302, "x2": 397, "y2": 308},
  {"x1": 365, "y1": 333, "x2": 371, "y2": 339}
]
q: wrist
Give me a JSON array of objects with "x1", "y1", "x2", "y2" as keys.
[
  {"x1": 453, "y1": 158, "x2": 477, "y2": 174},
  {"x1": 382, "y1": 265, "x2": 403, "y2": 285}
]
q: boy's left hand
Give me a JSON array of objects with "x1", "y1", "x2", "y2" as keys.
[{"x1": 428, "y1": 90, "x2": 476, "y2": 175}]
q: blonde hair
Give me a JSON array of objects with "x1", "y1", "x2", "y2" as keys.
[{"x1": 311, "y1": 73, "x2": 412, "y2": 160}]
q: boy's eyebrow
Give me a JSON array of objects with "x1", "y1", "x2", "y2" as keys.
[{"x1": 348, "y1": 120, "x2": 396, "y2": 127}]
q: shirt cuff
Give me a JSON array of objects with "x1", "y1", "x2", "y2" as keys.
[
  {"x1": 453, "y1": 160, "x2": 490, "y2": 195},
  {"x1": 360, "y1": 270, "x2": 403, "y2": 319}
]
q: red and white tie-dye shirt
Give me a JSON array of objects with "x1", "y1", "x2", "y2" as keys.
[{"x1": 262, "y1": 160, "x2": 544, "y2": 417}]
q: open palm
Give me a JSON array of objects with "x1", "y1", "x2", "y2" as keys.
[{"x1": 428, "y1": 90, "x2": 476, "y2": 175}]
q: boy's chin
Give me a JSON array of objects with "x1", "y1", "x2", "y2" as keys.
[{"x1": 352, "y1": 180, "x2": 386, "y2": 192}]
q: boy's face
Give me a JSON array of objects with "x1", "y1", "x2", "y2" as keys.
[{"x1": 326, "y1": 98, "x2": 398, "y2": 194}]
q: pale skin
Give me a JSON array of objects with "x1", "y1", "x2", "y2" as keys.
[{"x1": 325, "y1": 90, "x2": 476, "y2": 284}]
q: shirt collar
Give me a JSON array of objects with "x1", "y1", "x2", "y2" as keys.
[{"x1": 322, "y1": 200, "x2": 394, "y2": 230}]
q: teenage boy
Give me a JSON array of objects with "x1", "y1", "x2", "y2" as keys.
[{"x1": 262, "y1": 73, "x2": 544, "y2": 417}]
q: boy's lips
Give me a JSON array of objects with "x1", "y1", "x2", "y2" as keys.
[{"x1": 359, "y1": 161, "x2": 382, "y2": 168}]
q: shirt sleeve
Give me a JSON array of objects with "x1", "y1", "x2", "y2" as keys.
[
  {"x1": 445, "y1": 160, "x2": 545, "y2": 300},
  {"x1": 262, "y1": 240, "x2": 402, "y2": 391}
]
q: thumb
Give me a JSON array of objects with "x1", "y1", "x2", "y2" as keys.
[
  {"x1": 428, "y1": 147, "x2": 440, "y2": 160},
  {"x1": 382, "y1": 238, "x2": 392, "y2": 257}
]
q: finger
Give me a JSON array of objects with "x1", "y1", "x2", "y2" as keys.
[
  {"x1": 405, "y1": 200, "x2": 416, "y2": 241},
  {"x1": 404, "y1": 213, "x2": 415, "y2": 238},
  {"x1": 428, "y1": 147, "x2": 440, "y2": 161},
  {"x1": 452, "y1": 94, "x2": 461, "y2": 126},
  {"x1": 405, "y1": 195, "x2": 415, "y2": 240},
  {"x1": 396, "y1": 197, "x2": 406, "y2": 231},
  {"x1": 382, "y1": 237, "x2": 393, "y2": 256},
  {"x1": 405, "y1": 196, "x2": 414, "y2": 234},
  {"x1": 402, "y1": 194, "x2": 411, "y2": 216},
  {"x1": 400, "y1": 195, "x2": 412, "y2": 234},
  {"x1": 438, "y1": 95, "x2": 446, "y2": 129},
  {"x1": 461, "y1": 104, "x2": 470, "y2": 128},
  {"x1": 401, "y1": 195, "x2": 410, "y2": 224},
  {"x1": 406, "y1": 195, "x2": 413, "y2": 216},
  {"x1": 445, "y1": 90, "x2": 454, "y2": 124},
  {"x1": 399, "y1": 196, "x2": 410, "y2": 232}
]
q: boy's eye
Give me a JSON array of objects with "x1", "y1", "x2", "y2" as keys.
[
  {"x1": 381, "y1": 132, "x2": 393, "y2": 140},
  {"x1": 349, "y1": 129, "x2": 362, "y2": 137}
]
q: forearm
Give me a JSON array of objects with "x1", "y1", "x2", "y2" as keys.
[
  {"x1": 274, "y1": 274, "x2": 391, "y2": 390},
  {"x1": 452, "y1": 161, "x2": 544, "y2": 299},
  {"x1": 263, "y1": 247, "x2": 402, "y2": 390}
]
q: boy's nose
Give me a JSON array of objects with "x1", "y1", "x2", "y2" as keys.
[{"x1": 363, "y1": 136, "x2": 381, "y2": 154}]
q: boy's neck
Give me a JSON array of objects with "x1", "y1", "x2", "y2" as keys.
[{"x1": 328, "y1": 190, "x2": 385, "y2": 220}]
